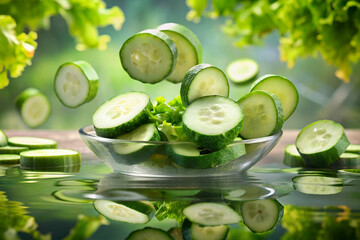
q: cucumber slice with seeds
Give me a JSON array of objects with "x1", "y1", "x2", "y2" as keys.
[
  {"x1": 126, "y1": 227, "x2": 173, "y2": 240},
  {"x1": 283, "y1": 144, "x2": 306, "y2": 167},
  {"x1": 0, "y1": 130, "x2": 7, "y2": 147},
  {"x1": 181, "y1": 64, "x2": 229, "y2": 106},
  {"x1": 120, "y1": 29, "x2": 177, "y2": 84},
  {"x1": 54, "y1": 60, "x2": 99, "y2": 108},
  {"x1": 296, "y1": 120, "x2": 350, "y2": 167},
  {"x1": 237, "y1": 91, "x2": 284, "y2": 139},
  {"x1": 157, "y1": 23, "x2": 202, "y2": 83},
  {"x1": 15, "y1": 88, "x2": 51, "y2": 128},
  {"x1": 8, "y1": 137, "x2": 57, "y2": 149},
  {"x1": 250, "y1": 74, "x2": 298, "y2": 120},
  {"x1": 0, "y1": 146, "x2": 29, "y2": 154},
  {"x1": 93, "y1": 92, "x2": 153, "y2": 138},
  {"x1": 182, "y1": 96, "x2": 243, "y2": 151},
  {"x1": 20, "y1": 149, "x2": 80, "y2": 169},
  {"x1": 226, "y1": 58, "x2": 259, "y2": 84},
  {"x1": 0, "y1": 154, "x2": 21, "y2": 164}
]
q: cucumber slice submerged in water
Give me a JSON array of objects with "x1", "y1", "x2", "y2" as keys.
[
  {"x1": 157, "y1": 23, "x2": 202, "y2": 83},
  {"x1": 126, "y1": 227, "x2": 173, "y2": 240},
  {"x1": 181, "y1": 64, "x2": 229, "y2": 106},
  {"x1": 93, "y1": 92, "x2": 153, "y2": 138},
  {"x1": 8, "y1": 136, "x2": 57, "y2": 149},
  {"x1": 120, "y1": 29, "x2": 177, "y2": 84},
  {"x1": 182, "y1": 219, "x2": 229, "y2": 240},
  {"x1": 0, "y1": 130, "x2": 7, "y2": 147},
  {"x1": 54, "y1": 60, "x2": 99, "y2": 108},
  {"x1": 226, "y1": 58, "x2": 259, "y2": 84},
  {"x1": 15, "y1": 88, "x2": 51, "y2": 128}
]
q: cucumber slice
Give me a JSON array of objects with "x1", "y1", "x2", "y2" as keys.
[
  {"x1": 237, "y1": 91, "x2": 284, "y2": 139},
  {"x1": 180, "y1": 64, "x2": 229, "y2": 106},
  {"x1": 250, "y1": 74, "x2": 298, "y2": 120},
  {"x1": 93, "y1": 92, "x2": 153, "y2": 138},
  {"x1": 241, "y1": 199, "x2": 284, "y2": 233},
  {"x1": 157, "y1": 23, "x2": 202, "y2": 83},
  {"x1": 226, "y1": 58, "x2": 259, "y2": 84},
  {"x1": 0, "y1": 146, "x2": 29, "y2": 154},
  {"x1": 292, "y1": 175, "x2": 344, "y2": 195},
  {"x1": 8, "y1": 136, "x2": 57, "y2": 149},
  {"x1": 94, "y1": 200, "x2": 155, "y2": 223},
  {"x1": 330, "y1": 152, "x2": 360, "y2": 169},
  {"x1": 126, "y1": 227, "x2": 173, "y2": 240},
  {"x1": 112, "y1": 123, "x2": 161, "y2": 164},
  {"x1": 295, "y1": 120, "x2": 350, "y2": 167},
  {"x1": 0, "y1": 154, "x2": 20, "y2": 164},
  {"x1": 166, "y1": 141, "x2": 245, "y2": 169},
  {"x1": 182, "y1": 219, "x2": 229, "y2": 240},
  {"x1": 20, "y1": 149, "x2": 81, "y2": 169},
  {"x1": 52, "y1": 190, "x2": 93, "y2": 204},
  {"x1": 120, "y1": 29, "x2": 177, "y2": 84},
  {"x1": 0, "y1": 129, "x2": 7, "y2": 147},
  {"x1": 283, "y1": 144, "x2": 306, "y2": 167},
  {"x1": 15, "y1": 88, "x2": 51, "y2": 128},
  {"x1": 54, "y1": 60, "x2": 99, "y2": 108},
  {"x1": 345, "y1": 144, "x2": 360, "y2": 154},
  {"x1": 182, "y1": 96, "x2": 243, "y2": 150},
  {"x1": 183, "y1": 202, "x2": 241, "y2": 226}
]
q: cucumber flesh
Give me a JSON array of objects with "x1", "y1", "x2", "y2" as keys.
[
  {"x1": 330, "y1": 152, "x2": 360, "y2": 169},
  {"x1": 54, "y1": 60, "x2": 99, "y2": 108},
  {"x1": 0, "y1": 154, "x2": 21, "y2": 164},
  {"x1": 226, "y1": 58, "x2": 259, "y2": 83},
  {"x1": 345, "y1": 144, "x2": 360, "y2": 154},
  {"x1": 8, "y1": 136, "x2": 57, "y2": 149},
  {"x1": 283, "y1": 144, "x2": 306, "y2": 167},
  {"x1": 126, "y1": 227, "x2": 173, "y2": 240},
  {"x1": 0, "y1": 130, "x2": 7, "y2": 147},
  {"x1": 182, "y1": 219, "x2": 229, "y2": 240},
  {"x1": 0, "y1": 146, "x2": 29, "y2": 154}
]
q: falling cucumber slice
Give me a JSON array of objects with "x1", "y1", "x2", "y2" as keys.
[
  {"x1": 296, "y1": 120, "x2": 350, "y2": 167},
  {"x1": 54, "y1": 60, "x2": 99, "y2": 108},
  {"x1": 15, "y1": 88, "x2": 51, "y2": 128},
  {"x1": 0, "y1": 154, "x2": 21, "y2": 164},
  {"x1": 157, "y1": 22, "x2": 202, "y2": 83},
  {"x1": 93, "y1": 92, "x2": 153, "y2": 138},
  {"x1": 126, "y1": 227, "x2": 174, "y2": 240},
  {"x1": 345, "y1": 144, "x2": 360, "y2": 154},
  {"x1": 8, "y1": 136, "x2": 57, "y2": 149},
  {"x1": 226, "y1": 58, "x2": 259, "y2": 84},
  {"x1": 120, "y1": 29, "x2": 177, "y2": 84},
  {"x1": 0, "y1": 130, "x2": 7, "y2": 147},
  {"x1": 283, "y1": 144, "x2": 306, "y2": 167},
  {"x1": 0, "y1": 146, "x2": 29, "y2": 154},
  {"x1": 237, "y1": 90, "x2": 284, "y2": 139},
  {"x1": 330, "y1": 152, "x2": 360, "y2": 169},
  {"x1": 182, "y1": 219, "x2": 229, "y2": 240},
  {"x1": 250, "y1": 74, "x2": 298, "y2": 120},
  {"x1": 180, "y1": 63, "x2": 229, "y2": 106},
  {"x1": 20, "y1": 149, "x2": 81, "y2": 169}
]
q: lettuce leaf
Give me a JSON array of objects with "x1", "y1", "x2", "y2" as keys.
[{"x1": 153, "y1": 201, "x2": 191, "y2": 225}]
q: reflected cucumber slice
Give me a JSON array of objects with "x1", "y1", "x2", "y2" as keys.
[{"x1": 292, "y1": 175, "x2": 344, "y2": 195}]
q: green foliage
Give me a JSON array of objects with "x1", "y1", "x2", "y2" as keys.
[
  {"x1": 149, "y1": 95, "x2": 185, "y2": 125},
  {"x1": 0, "y1": 0, "x2": 124, "y2": 89},
  {"x1": 186, "y1": 0, "x2": 360, "y2": 82},
  {"x1": 153, "y1": 200, "x2": 191, "y2": 225}
]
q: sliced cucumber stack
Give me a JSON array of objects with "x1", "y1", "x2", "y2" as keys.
[
  {"x1": 8, "y1": 136, "x2": 57, "y2": 149},
  {"x1": 183, "y1": 202, "x2": 241, "y2": 226},
  {"x1": 54, "y1": 60, "x2": 99, "y2": 108},
  {"x1": 15, "y1": 88, "x2": 51, "y2": 128},
  {"x1": 241, "y1": 199, "x2": 284, "y2": 233},
  {"x1": 296, "y1": 120, "x2": 350, "y2": 167},
  {"x1": 120, "y1": 29, "x2": 177, "y2": 84},
  {"x1": 283, "y1": 144, "x2": 306, "y2": 167},
  {"x1": 182, "y1": 219, "x2": 229, "y2": 240},
  {"x1": 250, "y1": 74, "x2": 298, "y2": 120},
  {"x1": 0, "y1": 129, "x2": 7, "y2": 147},
  {"x1": 237, "y1": 91, "x2": 283, "y2": 139},
  {"x1": 0, "y1": 154, "x2": 21, "y2": 164},
  {"x1": 180, "y1": 64, "x2": 229, "y2": 106},
  {"x1": 226, "y1": 58, "x2": 259, "y2": 84},
  {"x1": 93, "y1": 92, "x2": 153, "y2": 138},
  {"x1": 182, "y1": 96, "x2": 243, "y2": 150},
  {"x1": 157, "y1": 23, "x2": 202, "y2": 83},
  {"x1": 20, "y1": 149, "x2": 81, "y2": 169},
  {"x1": 0, "y1": 146, "x2": 29, "y2": 154},
  {"x1": 94, "y1": 200, "x2": 155, "y2": 223},
  {"x1": 126, "y1": 227, "x2": 174, "y2": 240}
]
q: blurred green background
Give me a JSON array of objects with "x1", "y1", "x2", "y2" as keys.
[{"x1": 1, "y1": 0, "x2": 359, "y2": 130}]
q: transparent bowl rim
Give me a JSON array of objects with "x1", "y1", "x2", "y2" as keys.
[{"x1": 79, "y1": 125, "x2": 283, "y2": 145}]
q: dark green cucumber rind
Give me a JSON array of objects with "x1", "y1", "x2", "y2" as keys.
[
  {"x1": 238, "y1": 91, "x2": 284, "y2": 139},
  {"x1": 126, "y1": 227, "x2": 174, "y2": 240},
  {"x1": 180, "y1": 64, "x2": 229, "y2": 106},
  {"x1": 182, "y1": 219, "x2": 229, "y2": 240},
  {"x1": 296, "y1": 126, "x2": 350, "y2": 168},
  {"x1": 8, "y1": 138, "x2": 57, "y2": 149},
  {"x1": 345, "y1": 144, "x2": 360, "y2": 154},
  {"x1": 283, "y1": 145, "x2": 306, "y2": 167},
  {"x1": 250, "y1": 74, "x2": 298, "y2": 120},
  {"x1": 0, "y1": 130, "x2": 7, "y2": 147},
  {"x1": 20, "y1": 151, "x2": 81, "y2": 169},
  {"x1": 0, "y1": 146, "x2": 29, "y2": 154},
  {"x1": 0, "y1": 154, "x2": 21, "y2": 164},
  {"x1": 93, "y1": 97, "x2": 153, "y2": 138},
  {"x1": 119, "y1": 29, "x2": 177, "y2": 84},
  {"x1": 54, "y1": 61, "x2": 99, "y2": 108},
  {"x1": 330, "y1": 153, "x2": 360, "y2": 169},
  {"x1": 166, "y1": 142, "x2": 246, "y2": 169}
]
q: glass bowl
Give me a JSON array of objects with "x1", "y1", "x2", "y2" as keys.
[{"x1": 79, "y1": 125, "x2": 282, "y2": 177}]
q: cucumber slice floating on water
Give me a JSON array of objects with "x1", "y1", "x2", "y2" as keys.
[
  {"x1": 0, "y1": 130, "x2": 7, "y2": 147},
  {"x1": 93, "y1": 92, "x2": 153, "y2": 138},
  {"x1": 54, "y1": 60, "x2": 99, "y2": 108},
  {"x1": 20, "y1": 149, "x2": 81, "y2": 169},
  {"x1": 226, "y1": 58, "x2": 259, "y2": 84},
  {"x1": 237, "y1": 90, "x2": 284, "y2": 139},
  {"x1": 0, "y1": 146, "x2": 29, "y2": 154},
  {"x1": 283, "y1": 144, "x2": 306, "y2": 167},
  {"x1": 15, "y1": 88, "x2": 51, "y2": 128},
  {"x1": 182, "y1": 96, "x2": 244, "y2": 151},
  {"x1": 241, "y1": 199, "x2": 284, "y2": 233},
  {"x1": 180, "y1": 64, "x2": 229, "y2": 106},
  {"x1": 182, "y1": 219, "x2": 229, "y2": 240},
  {"x1": 8, "y1": 136, "x2": 57, "y2": 149},
  {"x1": 183, "y1": 202, "x2": 241, "y2": 226},
  {"x1": 157, "y1": 23, "x2": 202, "y2": 83},
  {"x1": 295, "y1": 120, "x2": 350, "y2": 167},
  {"x1": 250, "y1": 74, "x2": 298, "y2": 120},
  {"x1": 126, "y1": 227, "x2": 174, "y2": 240},
  {"x1": 0, "y1": 154, "x2": 21, "y2": 164},
  {"x1": 120, "y1": 29, "x2": 177, "y2": 84}
]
